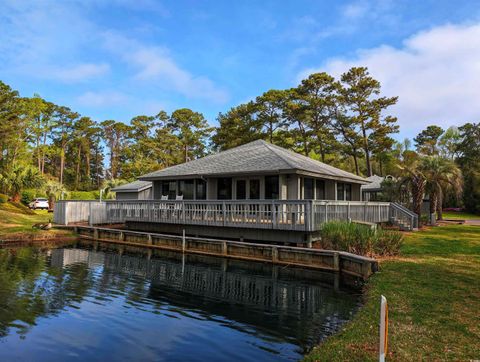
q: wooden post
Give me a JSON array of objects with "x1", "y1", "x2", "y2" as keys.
[
  {"x1": 379, "y1": 295, "x2": 388, "y2": 362},
  {"x1": 93, "y1": 228, "x2": 99, "y2": 240},
  {"x1": 222, "y1": 241, "x2": 227, "y2": 256},
  {"x1": 272, "y1": 246, "x2": 278, "y2": 263},
  {"x1": 333, "y1": 252, "x2": 340, "y2": 271},
  {"x1": 147, "y1": 234, "x2": 152, "y2": 245},
  {"x1": 182, "y1": 229, "x2": 186, "y2": 253},
  {"x1": 119, "y1": 231, "x2": 124, "y2": 241}
]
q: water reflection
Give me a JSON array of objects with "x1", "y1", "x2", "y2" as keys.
[{"x1": 0, "y1": 242, "x2": 361, "y2": 361}]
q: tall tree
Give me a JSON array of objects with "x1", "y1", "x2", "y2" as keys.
[
  {"x1": 167, "y1": 108, "x2": 212, "y2": 162},
  {"x1": 414, "y1": 125, "x2": 444, "y2": 155},
  {"x1": 457, "y1": 123, "x2": 480, "y2": 214},
  {"x1": 51, "y1": 106, "x2": 78, "y2": 185},
  {"x1": 101, "y1": 120, "x2": 131, "y2": 179},
  {"x1": 294, "y1": 72, "x2": 337, "y2": 160},
  {"x1": 213, "y1": 102, "x2": 263, "y2": 151},
  {"x1": 340, "y1": 67, "x2": 399, "y2": 176},
  {"x1": 255, "y1": 90, "x2": 288, "y2": 143}
]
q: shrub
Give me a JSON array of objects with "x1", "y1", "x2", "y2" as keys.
[
  {"x1": 21, "y1": 189, "x2": 47, "y2": 205},
  {"x1": 0, "y1": 193, "x2": 9, "y2": 203},
  {"x1": 66, "y1": 191, "x2": 99, "y2": 200},
  {"x1": 320, "y1": 221, "x2": 403, "y2": 256},
  {"x1": 373, "y1": 229, "x2": 404, "y2": 256}
]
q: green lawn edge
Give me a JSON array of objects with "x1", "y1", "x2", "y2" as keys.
[{"x1": 304, "y1": 225, "x2": 480, "y2": 361}]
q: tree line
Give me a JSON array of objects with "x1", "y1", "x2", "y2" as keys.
[{"x1": 0, "y1": 67, "x2": 478, "y2": 217}]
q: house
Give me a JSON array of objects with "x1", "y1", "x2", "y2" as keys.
[
  {"x1": 54, "y1": 140, "x2": 418, "y2": 244},
  {"x1": 361, "y1": 175, "x2": 394, "y2": 201},
  {"x1": 138, "y1": 139, "x2": 368, "y2": 202},
  {"x1": 111, "y1": 180, "x2": 153, "y2": 200}
]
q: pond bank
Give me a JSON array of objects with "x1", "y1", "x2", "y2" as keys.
[{"x1": 304, "y1": 224, "x2": 480, "y2": 361}]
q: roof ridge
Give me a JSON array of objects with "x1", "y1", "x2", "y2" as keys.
[{"x1": 261, "y1": 141, "x2": 298, "y2": 170}]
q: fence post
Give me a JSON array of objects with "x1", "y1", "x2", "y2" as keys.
[
  {"x1": 347, "y1": 202, "x2": 351, "y2": 222},
  {"x1": 325, "y1": 203, "x2": 328, "y2": 224}
]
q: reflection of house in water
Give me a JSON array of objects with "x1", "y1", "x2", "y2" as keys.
[
  {"x1": 88, "y1": 242, "x2": 359, "y2": 349},
  {"x1": 50, "y1": 248, "x2": 105, "y2": 268}
]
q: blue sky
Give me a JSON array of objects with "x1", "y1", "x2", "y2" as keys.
[{"x1": 1, "y1": 0, "x2": 480, "y2": 139}]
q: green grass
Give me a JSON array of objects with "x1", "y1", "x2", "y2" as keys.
[
  {"x1": 442, "y1": 211, "x2": 480, "y2": 220},
  {"x1": 0, "y1": 202, "x2": 69, "y2": 238},
  {"x1": 305, "y1": 225, "x2": 480, "y2": 361}
]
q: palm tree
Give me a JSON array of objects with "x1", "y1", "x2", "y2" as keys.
[
  {"x1": 45, "y1": 180, "x2": 66, "y2": 211},
  {"x1": 0, "y1": 164, "x2": 44, "y2": 202},
  {"x1": 397, "y1": 157, "x2": 427, "y2": 221},
  {"x1": 102, "y1": 179, "x2": 128, "y2": 200},
  {"x1": 420, "y1": 156, "x2": 462, "y2": 222}
]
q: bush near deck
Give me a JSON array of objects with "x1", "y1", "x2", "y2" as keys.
[
  {"x1": 305, "y1": 224, "x2": 480, "y2": 361},
  {"x1": 319, "y1": 221, "x2": 403, "y2": 256}
]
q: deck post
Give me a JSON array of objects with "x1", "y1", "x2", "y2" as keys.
[
  {"x1": 147, "y1": 234, "x2": 152, "y2": 245},
  {"x1": 347, "y1": 202, "x2": 351, "y2": 222},
  {"x1": 333, "y1": 252, "x2": 340, "y2": 271},
  {"x1": 182, "y1": 229, "x2": 186, "y2": 253},
  {"x1": 272, "y1": 246, "x2": 278, "y2": 263},
  {"x1": 222, "y1": 241, "x2": 227, "y2": 256},
  {"x1": 93, "y1": 228, "x2": 99, "y2": 240}
]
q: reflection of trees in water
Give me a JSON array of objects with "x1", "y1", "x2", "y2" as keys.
[
  {"x1": 0, "y1": 247, "x2": 96, "y2": 337},
  {"x1": 0, "y1": 243, "x2": 360, "y2": 352}
]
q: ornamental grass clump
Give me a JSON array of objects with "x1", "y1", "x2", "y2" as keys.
[{"x1": 320, "y1": 221, "x2": 403, "y2": 256}]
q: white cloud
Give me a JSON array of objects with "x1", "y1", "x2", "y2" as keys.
[
  {"x1": 298, "y1": 23, "x2": 480, "y2": 137},
  {"x1": 103, "y1": 32, "x2": 229, "y2": 104},
  {"x1": 52, "y1": 63, "x2": 110, "y2": 82},
  {"x1": 77, "y1": 91, "x2": 128, "y2": 107}
]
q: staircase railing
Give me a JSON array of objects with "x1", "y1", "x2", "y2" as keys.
[{"x1": 390, "y1": 202, "x2": 418, "y2": 231}]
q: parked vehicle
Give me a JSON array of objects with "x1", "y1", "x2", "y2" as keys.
[{"x1": 29, "y1": 198, "x2": 49, "y2": 210}]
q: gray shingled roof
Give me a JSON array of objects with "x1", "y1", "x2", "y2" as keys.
[
  {"x1": 139, "y1": 139, "x2": 369, "y2": 184},
  {"x1": 361, "y1": 175, "x2": 394, "y2": 191},
  {"x1": 111, "y1": 180, "x2": 152, "y2": 192}
]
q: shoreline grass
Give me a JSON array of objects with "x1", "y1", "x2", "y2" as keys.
[
  {"x1": 441, "y1": 211, "x2": 480, "y2": 220},
  {"x1": 305, "y1": 224, "x2": 480, "y2": 361},
  {"x1": 0, "y1": 203, "x2": 70, "y2": 239}
]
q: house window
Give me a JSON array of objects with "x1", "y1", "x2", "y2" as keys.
[
  {"x1": 315, "y1": 180, "x2": 325, "y2": 200},
  {"x1": 304, "y1": 178, "x2": 314, "y2": 199},
  {"x1": 196, "y1": 179, "x2": 206, "y2": 200},
  {"x1": 336, "y1": 183, "x2": 352, "y2": 201},
  {"x1": 249, "y1": 179, "x2": 260, "y2": 199},
  {"x1": 337, "y1": 183, "x2": 344, "y2": 201},
  {"x1": 265, "y1": 176, "x2": 279, "y2": 199},
  {"x1": 236, "y1": 180, "x2": 246, "y2": 200},
  {"x1": 345, "y1": 184, "x2": 352, "y2": 201},
  {"x1": 217, "y1": 177, "x2": 232, "y2": 200},
  {"x1": 162, "y1": 180, "x2": 177, "y2": 200},
  {"x1": 178, "y1": 180, "x2": 194, "y2": 200}
]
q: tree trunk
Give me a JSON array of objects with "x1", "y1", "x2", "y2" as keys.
[
  {"x1": 429, "y1": 189, "x2": 438, "y2": 225},
  {"x1": 353, "y1": 153, "x2": 360, "y2": 175},
  {"x1": 60, "y1": 148, "x2": 65, "y2": 185},
  {"x1": 437, "y1": 189, "x2": 444, "y2": 221},
  {"x1": 75, "y1": 146, "x2": 81, "y2": 190},
  {"x1": 412, "y1": 176, "x2": 425, "y2": 221}
]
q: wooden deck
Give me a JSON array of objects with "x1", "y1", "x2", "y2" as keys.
[{"x1": 53, "y1": 199, "x2": 417, "y2": 231}]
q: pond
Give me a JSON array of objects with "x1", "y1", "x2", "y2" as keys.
[{"x1": 0, "y1": 241, "x2": 362, "y2": 361}]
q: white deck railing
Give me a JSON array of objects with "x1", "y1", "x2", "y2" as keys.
[{"x1": 53, "y1": 199, "x2": 409, "y2": 231}]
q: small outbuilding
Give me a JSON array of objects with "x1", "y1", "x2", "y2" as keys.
[{"x1": 111, "y1": 180, "x2": 153, "y2": 200}]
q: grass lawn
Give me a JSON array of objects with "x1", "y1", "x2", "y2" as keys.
[
  {"x1": 0, "y1": 202, "x2": 70, "y2": 239},
  {"x1": 305, "y1": 224, "x2": 480, "y2": 361},
  {"x1": 442, "y1": 211, "x2": 480, "y2": 220}
]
